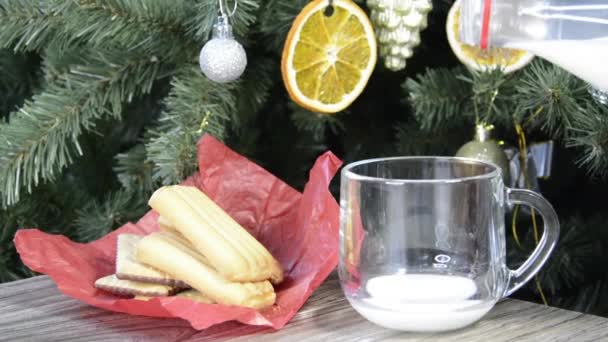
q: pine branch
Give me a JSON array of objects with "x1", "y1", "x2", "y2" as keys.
[
  {"x1": 0, "y1": 178, "x2": 89, "y2": 281},
  {"x1": 74, "y1": 188, "x2": 148, "y2": 242},
  {"x1": 235, "y1": 55, "x2": 275, "y2": 123},
  {"x1": 514, "y1": 60, "x2": 588, "y2": 137},
  {"x1": 552, "y1": 279, "x2": 607, "y2": 316},
  {"x1": 291, "y1": 104, "x2": 345, "y2": 142},
  {"x1": 567, "y1": 102, "x2": 608, "y2": 177},
  {"x1": 146, "y1": 65, "x2": 235, "y2": 185},
  {"x1": 532, "y1": 214, "x2": 608, "y2": 315},
  {"x1": 404, "y1": 67, "x2": 472, "y2": 131},
  {"x1": 227, "y1": 55, "x2": 275, "y2": 158},
  {"x1": 0, "y1": 50, "x2": 40, "y2": 115},
  {"x1": 458, "y1": 68, "x2": 518, "y2": 127},
  {"x1": 114, "y1": 144, "x2": 155, "y2": 194},
  {"x1": 41, "y1": 42, "x2": 92, "y2": 83},
  {"x1": 251, "y1": 105, "x2": 330, "y2": 190},
  {"x1": 258, "y1": 0, "x2": 308, "y2": 51},
  {"x1": 538, "y1": 215, "x2": 599, "y2": 296},
  {"x1": 507, "y1": 213, "x2": 608, "y2": 313},
  {"x1": 60, "y1": 0, "x2": 196, "y2": 61},
  {"x1": 395, "y1": 121, "x2": 467, "y2": 156},
  {"x1": 0, "y1": 48, "x2": 163, "y2": 206},
  {"x1": 0, "y1": 197, "x2": 42, "y2": 281},
  {"x1": 186, "y1": 0, "x2": 260, "y2": 42},
  {"x1": 0, "y1": 0, "x2": 60, "y2": 52}
]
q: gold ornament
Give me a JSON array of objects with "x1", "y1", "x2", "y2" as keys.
[
  {"x1": 456, "y1": 123, "x2": 511, "y2": 184},
  {"x1": 367, "y1": 0, "x2": 432, "y2": 71}
]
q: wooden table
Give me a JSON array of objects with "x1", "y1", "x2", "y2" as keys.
[{"x1": 0, "y1": 274, "x2": 606, "y2": 342}]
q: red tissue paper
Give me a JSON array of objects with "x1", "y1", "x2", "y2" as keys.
[{"x1": 14, "y1": 134, "x2": 342, "y2": 330}]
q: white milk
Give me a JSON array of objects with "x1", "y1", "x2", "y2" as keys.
[
  {"x1": 458, "y1": 0, "x2": 608, "y2": 91},
  {"x1": 507, "y1": 40, "x2": 608, "y2": 91},
  {"x1": 348, "y1": 274, "x2": 495, "y2": 332}
]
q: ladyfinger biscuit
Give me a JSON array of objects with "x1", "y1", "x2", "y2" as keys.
[
  {"x1": 157, "y1": 216, "x2": 177, "y2": 234},
  {"x1": 149, "y1": 186, "x2": 256, "y2": 280},
  {"x1": 176, "y1": 290, "x2": 215, "y2": 304},
  {"x1": 148, "y1": 185, "x2": 284, "y2": 284},
  {"x1": 94, "y1": 274, "x2": 178, "y2": 297},
  {"x1": 177, "y1": 186, "x2": 274, "y2": 274},
  {"x1": 115, "y1": 234, "x2": 189, "y2": 288},
  {"x1": 158, "y1": 216, "x2": 188, "y2": 241},
  {"x1": 136, "y1": 232, "x2": 276, "y2": 310},
  {"x1": 134, "y1": 291, "x2": 214, "y2": 304}
]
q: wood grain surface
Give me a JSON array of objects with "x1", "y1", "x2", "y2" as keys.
[{"x1": 0, "y1": 273, "x2": 606, "y2": 341}]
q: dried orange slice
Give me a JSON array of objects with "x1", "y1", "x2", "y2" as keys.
[
  {"x1": 281, "y1": 0, "x2": 377, "y2": 114},
  {"x1": 447, "y1": 0, "x2": 534, "y2": 73}
]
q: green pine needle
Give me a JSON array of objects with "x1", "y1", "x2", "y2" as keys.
[
  {"x1": 458, "y1": 67, "x2": 517, "y2": 126},
  {"x1": 74, "y1": 188, "x2": 148, "y2": 242},
  {"x1": 0, "y1": 0, "x2": 59, "y2": 52},
  {"x1": 538, "y1": 215, "x2": 599, "y2": 296},
  {"x1": 0, "y1": 48, "x2": 163, "y2": 206},
  {"x1": 186, "y1": 0, "x2": 260, "y2": 42},
  {"x1": 0, "y1": 198, "x2": 43, "y2": 282},
  {"x1": 59, "y1": 0, "x2": 196, "y2": 62},
  {"x1": 114, "y1": 144, "x2": 155, "y2": 193},
  {"x1": 514, "y1": 60, "x2": 588, "y2": 136},
  {"x1": 0, "y1": 179, "x2": 87, "y2": 281},
  {"x1": 235, "y1": 56, "x2": 275, "y2": 124},
  {"x1": 395, "y1": 121, "x2": 466, "y2": 156},
  {"x1": 552, "y1": 280, "x2": 607, "y2": 316},
  {"x1": 291, "y1": 104, "x2": 345, "y2": 142},
  {"x1": 258, "y1": 0, "x2": 308, "y2": 50},
  {"x1": 567, "y1": 102, "x2": 608, "y2": 177},
  {"x1": 146, "y1": 66, "x2": 235, "y2": 185},
  {"x1": 404, "y1": 67, "x2": 472, "y2": 131},
  {"x1": 0, "y1": 50, "x2": 40, "y2": 115},
  {"x1": 227, "y1": 56, "x2": 276, "y2": 158}
]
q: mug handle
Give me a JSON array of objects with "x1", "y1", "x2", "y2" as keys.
[{"x1": 504, "y1": 188, "x2": 560, "y2": 297}]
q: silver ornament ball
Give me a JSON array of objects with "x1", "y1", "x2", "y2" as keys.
[
  {"x1": 199, "y1": 14, "x2": 247, "y2": 83},
  {"x1": 199, "y1": 38, "x2": 247, "y2": 83}
]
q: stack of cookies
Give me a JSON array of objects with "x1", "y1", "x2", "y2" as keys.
[{"x1": 94, "y1": 185, "x2": 284, "y2": 310}]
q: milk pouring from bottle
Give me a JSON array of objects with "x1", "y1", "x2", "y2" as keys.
[{"x1": 458, "y1": 0, "x2": 608, "y2": 91}]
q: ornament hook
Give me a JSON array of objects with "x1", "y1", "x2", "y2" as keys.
[
  {"x1": 212, "y1": 0, "x2": 236, "y2": 39},
  {"x1": 219, "y1": 0, "x2": 238, "y2": 17},
  {"x1": 324, "y1": 0, "x2": 335, "y2": 17}
]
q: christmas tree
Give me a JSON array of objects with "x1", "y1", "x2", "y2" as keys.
[{"x1": 1, "y1": 0, "x2": 607, "y2": 317}]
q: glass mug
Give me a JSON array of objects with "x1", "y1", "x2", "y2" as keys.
[{"x1": 338, "y1": 157, "x2": 559, "y2": 332}]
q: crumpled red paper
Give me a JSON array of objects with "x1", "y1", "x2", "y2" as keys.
[{"x1": 14, "y1": 134, "x2": 342, "y2": 331}]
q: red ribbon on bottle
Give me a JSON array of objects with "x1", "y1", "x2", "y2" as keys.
[{"x1": 480, "y1": 0, "x2": 492, "y2": 49}]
